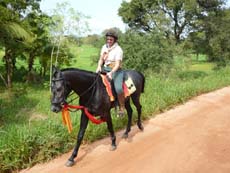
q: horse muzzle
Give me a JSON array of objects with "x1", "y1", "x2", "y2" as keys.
[
  {"x1": 51, "y1": 99, "x2": 66, "y2": 113},
  {"x1": 51, "y1": 105, "x2": 62, "y2": 113}
]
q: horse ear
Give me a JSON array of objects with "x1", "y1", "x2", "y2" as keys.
[{"x1": 52, "y1": 65, "x2": 60, "y2": 75}]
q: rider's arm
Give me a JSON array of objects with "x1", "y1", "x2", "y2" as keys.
[
  {"x1": 96, "y1": 55, "x2": 103, "y2": 72},
  {"x1": 111, "y1": 60, "x2": 121, "y2": 73},
  {"x1": 96, "y1": 47, "x2": 106, "y2": 73},
  {"x1": 107, "y1": 60, "x2": 121, "y2": 79}
]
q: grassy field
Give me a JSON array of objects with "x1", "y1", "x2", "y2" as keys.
[
  {"x1": 1, "y1": 45, "x2": 230, "y2": 173},
  {"x1": 66, "y1": 44, "x2": 98, "y2": 71}
]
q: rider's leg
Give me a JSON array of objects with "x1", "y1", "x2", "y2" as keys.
[{"x1": 113, "y1": 70, "x2": 125, "y2": 116}]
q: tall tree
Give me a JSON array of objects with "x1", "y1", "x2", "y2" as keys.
[
  {"x1": 0, "y1": 0, "x2": 40, "y2": 88},
  {"x1": 202, "y1": 8, "x2": 230, "y2": 64},
  {"x1": 49, "y1": 1, "x2": 90, "y2": 65},
  {"x1": 24, "y1": 12, "x2": 52, "y2": 73},
  {"x1": 118, "y1": 0, "x2": 226, "y2": 43},
  {"x1": 47, "y1": 1, "x2": 90, "y2": 87}
]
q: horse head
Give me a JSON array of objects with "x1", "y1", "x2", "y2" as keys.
[{"x1": 50, "y1": 66, "x2": 66, "y2": 113}]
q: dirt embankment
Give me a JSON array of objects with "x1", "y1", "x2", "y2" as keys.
[{"x1": 21, "y1": 87, "x2": 230, "y2": 173}]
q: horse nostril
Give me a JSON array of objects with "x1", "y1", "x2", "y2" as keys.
[
  {"x1": 51, "y1": 105, "x2": 61, "y2": 113},
  {"x1": 51, "y1": 106, "x2": 57, "y2": 113}
]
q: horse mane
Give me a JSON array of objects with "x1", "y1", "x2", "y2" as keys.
[
  {"x1": 61, "y1": 68, "x2": 95, "y2": 74},
  {"x1": 60, "y1": 68, "x2": 98, "y2": 80}
]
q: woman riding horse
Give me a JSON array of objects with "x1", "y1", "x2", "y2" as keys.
[{"x1": 96, "y1": 29, "x2": 125, "y2": 116}]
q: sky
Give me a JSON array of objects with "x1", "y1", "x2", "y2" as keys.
[
  {"x1": 40, "y1": 0, "x2": 230, "y2": 36},
  {"x1": 40, "y1": 0, "x2": 128, "y2": 35}
]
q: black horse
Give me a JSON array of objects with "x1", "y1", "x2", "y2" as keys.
[{"x1": 50, "y1": 66, "x2": 145, "y2": 166}]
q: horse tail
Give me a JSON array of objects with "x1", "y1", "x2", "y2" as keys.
[{"x1": 138, "y1": 71, "x2": 145, "y2": 93}]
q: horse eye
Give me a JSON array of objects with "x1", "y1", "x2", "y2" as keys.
[{"x1": 56, "y1": 87, "x2": 63, "y2": 92}]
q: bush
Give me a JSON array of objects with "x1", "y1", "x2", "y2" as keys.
[{"x1": 119, "y1": 30, "x2": 174, "y2": 72}]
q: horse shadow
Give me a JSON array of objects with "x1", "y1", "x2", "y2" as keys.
[{"x1": 74, "y1": 118, "x2": 145, "y2": 163}]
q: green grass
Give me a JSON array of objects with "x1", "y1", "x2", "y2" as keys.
[
  {"x1": 174, "y1": 54, "x2": 214, "y2": 73},
  {"x1": 66, "y1": 44, "x2": 98, "y2": 71},
  {"x1": 1, "y1": 45, "x2": 230, "y2": 173},
  {"x1": 189, "y1": 62, "x2": 215, "y2": 72}
]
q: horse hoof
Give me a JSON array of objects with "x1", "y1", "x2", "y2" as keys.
[
  {"x1": 110, "y1": 145, "x2": 117, "y2": 151},
  {"x1": 122, "y1": 133, "x2": 128, "y2": 139},
  {"x1": 65, "y1": 160, "x2": 75, "y2": 167},
  {"x1": 137, "y1": 123, "x2": 144, "y2": 131}
]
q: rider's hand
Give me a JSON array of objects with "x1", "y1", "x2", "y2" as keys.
[
  {"x1": 107, "y1": 71, "x2": 113, "y2": 79},
  {"x1": 96, "y1": 66, "x2": 101, "y2": 73}
]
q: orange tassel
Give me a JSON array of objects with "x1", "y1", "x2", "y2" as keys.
[{"x1": 62, "y1": 107, "x2": 73, "y2": 133}]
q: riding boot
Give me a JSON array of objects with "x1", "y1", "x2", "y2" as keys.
[{"x1": 117, "y1": 93, "x2": 125, "y2": 117}]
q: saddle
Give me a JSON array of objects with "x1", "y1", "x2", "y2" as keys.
[{"x1": 100, "y1": 72, "x2": 136, "y2": 102}]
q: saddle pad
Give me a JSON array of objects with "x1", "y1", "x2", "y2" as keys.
[
  {"x1": 100, "y1": 74, "x2": 115, "y2": 101},
  {"x1": 125, "y1": 77, "x2": 136, "y2": 95},
  {"x1": 100, "y1": 74, "x2": 136, "y2": 100}
]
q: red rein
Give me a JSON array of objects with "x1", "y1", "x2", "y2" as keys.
[{"x1": 62, "y1": 104, "x2": 105, "y2": 133}]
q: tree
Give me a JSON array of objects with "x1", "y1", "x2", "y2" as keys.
[
  {"x1": 185, "y1": 31, "x2": 207, "y2": 60},
  {"x1": 24, "y1": 13, "x2": 49, "y2": 71},
  {"x1": 0, "y1": 0, "x2": 40, "y2": 88},
  {"x1": 119, "y1": 30, "x2": 173, "y2": 73},
  {"x1": 204, "y1": 9, "x2": 230, "y2": 65},
  {"x1": 47, "y1": 1, "x2": 90, "y2": 86},
  {"x1": 118, "y1": 0, "x2": 226, "y2": 43},
  {"x1": 49, "y1": 1, "x2": 90, "y2": 65}
]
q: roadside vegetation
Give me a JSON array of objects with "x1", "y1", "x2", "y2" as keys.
[
  {"x1": 1, "y1": 45, "x2": 230, "y2": 172},
  {"x1": 1, "y1": 0, "x2": 230, "y2": 173}
]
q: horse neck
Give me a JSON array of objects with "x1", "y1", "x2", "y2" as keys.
[{"x1": 62, "y1": 69, "x2": 96, "y2": 96}]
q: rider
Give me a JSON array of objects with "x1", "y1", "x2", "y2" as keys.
[{"x1": 96, "y1": 29, "x2": 125, "y2": 116}]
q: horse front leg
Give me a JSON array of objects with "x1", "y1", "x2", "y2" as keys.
[
  {"x1": 106, "y1": 112, "x2": 117, "y2": 151},
  {"x1": 122, "y1": 98, "x2": 133, "y2": 139},
  {"x1": 66, "y1": 112, "x2": 89, "y2": 167}
]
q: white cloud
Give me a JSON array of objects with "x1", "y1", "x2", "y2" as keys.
[{"x1": 86, "y1": 16, "x2": 126, "y2": 35}]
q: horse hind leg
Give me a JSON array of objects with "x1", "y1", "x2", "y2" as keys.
[
  {"x1": 122, "y1": 98, "x2": 133, "y2": 139},
  {"x1": 131, "y1": 94, "x2": 144, "y2": 131}
]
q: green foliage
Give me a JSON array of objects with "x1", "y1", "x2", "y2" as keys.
[
  {"x1": 119, "y1": 30, "x2": 174, "y2": 72},
  {"x1": 142, "y1": 67, "x2": 230, "y2": 114},
  {"x1": 0, "y1": 119, "x2": 74, "y2": 172},
  {"x1": 0, "y1": 22, "x2": 35, "y2": 45},
  {"x1": 118, "y1": 0, "x2": 216, "y2": 42},
  {"x1": 50, "y1": 1, "x2": 90, "y2": 37},
  {"x1": 81, "y1": 34, "x2": 100, "y2": 46},
  {"x1": 207, "y1": 9, "x2": 230, "y2": 66},
  {"x1": 0, "y1": 0, "x2": 43, "y2": 88},
  {"x1": 187, "y1": 1, "x2": 230, "y2": 65}
]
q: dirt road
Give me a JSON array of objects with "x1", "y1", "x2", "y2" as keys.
[{"x1": 21, "y1": 87, "x2": 230, "y2": 173}]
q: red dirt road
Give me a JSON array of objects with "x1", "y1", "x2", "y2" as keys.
[{"x1": 21, "y1": 87, "x2": 230, "y2": 173}]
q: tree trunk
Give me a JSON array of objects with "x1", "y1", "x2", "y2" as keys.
[
  {"x1": 4, "y1": 48, "x2": 13, "y2": 88},
  {"x1": 43, "y1": 66, "x2": 47, "y2": 77},
  {"x1": 28, "y1": 52, "x2": 35, "y2": 72},
  {"x1": 0, "y1": 72, "x2": 7, "y2": 88}
]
